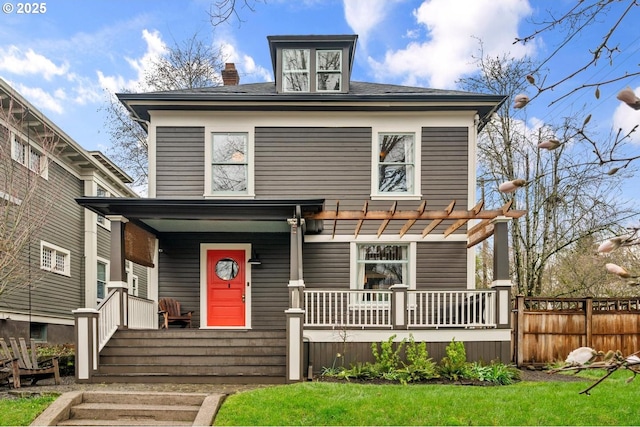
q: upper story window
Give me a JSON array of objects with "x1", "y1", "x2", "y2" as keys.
[
  {"x1": 41, "y1": 241, "x2": 70, "y2": 276},
  {"x1": 283, "y1": 49, "x2": 310, "y2": 92},
  {"x1": 211, "y1": 133, "x2": 248, "y2": 194},
  {"x1": 96, "y1": 186, "x2": 110, "y2": 227},
  {"x1": 282, "y1": 48, "x2": 343, "y2": 93},
  {"x1": 317, "y1": 50, "x2": 342, "y2": 92},
  {"x1": 11, "y1": 133, "x2": 48, "y2": 179},
  {"x1": 375, "y1": 133, "x2": 417, "y2": 196}
]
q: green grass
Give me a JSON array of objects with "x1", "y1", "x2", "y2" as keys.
[
  {"x1": 215, "y1": 375, "x2": 639, "y2": 426},
  {"x1": 0, "y1": 395, "x2": 57, "y2": 426}
]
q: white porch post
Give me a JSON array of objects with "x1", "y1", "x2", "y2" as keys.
[
  {"x1": 390, "y1": 284, "x2": 408, "y2": 329},
  {"x1": 491, "y1": 216, "x2": 512, "y2": 329},
  {"x1": 286, "y1": 207, "x2": 305, "y2": 382},
  {"x1": 73, "y1": 308, "x2": 99, "y2": 383}
]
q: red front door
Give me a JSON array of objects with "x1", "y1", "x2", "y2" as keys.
[{"x1": 207, "y1": 249, "x2": 246, "y2": 327}]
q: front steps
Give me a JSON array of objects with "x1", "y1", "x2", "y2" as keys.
[
  {"x1": 32, "y1": 391, "x2": 223, "y2": 426},
  {"x1": 94, "y1": 329, "x2": 287, "y2": 384}
]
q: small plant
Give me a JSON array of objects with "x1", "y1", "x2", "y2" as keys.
[
  {"x1": 397, "y1": 335, "x2": 438, "y2": 383},
  {"x1": 438, "y1": 338, "x2": 470, "y2": 381},
  {"x1": 468, "y1": 361, "x2": 521, "y2": 385},
  {"x1": 371, "y1": 334, "x2": 404, "y2": 374}
]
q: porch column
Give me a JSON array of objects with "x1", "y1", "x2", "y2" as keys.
[
  {"x1": 285, "y1": 308, "x2": 304, "y2": 382},
  {"x1": 106, "y1": 215, "x2": 129, "y2": 328},
  {"x1": 287, "y1": 207, "x2": 305, "y2": 306},
  {"x1": 73, "y1": 308, "x2": 99, "y2": 383},
  {"x1": 491, "y1": 216, "x2": 512, "y2": 329},
  {"x1": 390, "y1": 284, "x2": 408, "y2": 329}
]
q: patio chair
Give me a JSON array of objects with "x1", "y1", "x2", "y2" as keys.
[
  {"x1": 159, "y1": 297, "x2": 193, "y2": 329},
  {"x1": 0, "y1": 337, "x2": 60, "y2": 388}
]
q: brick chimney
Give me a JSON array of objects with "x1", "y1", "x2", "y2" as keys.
[{"x1": 222, "y1": 63, "x2": 240, "y2": 86}]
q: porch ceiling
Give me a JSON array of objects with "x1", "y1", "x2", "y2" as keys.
[
  {"x1": 75, "y1": 197, "x2": 325, "y2": 233},
  {"x1": 304, "y1": 199, "x2": 525, "y2": 246}
]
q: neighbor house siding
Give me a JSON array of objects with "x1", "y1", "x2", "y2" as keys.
[
  {"x1": 157, "y1": 232, "x2": 290, "y2": 329},
  {"x1": 97, "y1": 225, "x2": 110, "y2": 260},
  {"x1": 156, "y1": 126, "x2": 205, "y2": 198},
  {"x1": 2, "y1": 160, "x2": 85, "y2": 320}
]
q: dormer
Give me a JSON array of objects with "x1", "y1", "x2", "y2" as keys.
[{"x1": 268, "y1": 34, "x2": 358, "y2": 94}]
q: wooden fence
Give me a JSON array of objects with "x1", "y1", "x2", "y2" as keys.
[{"x1": 513, "y1": 296, "x2": 640, "y2": 367}]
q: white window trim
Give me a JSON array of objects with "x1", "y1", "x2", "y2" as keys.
[
  {"x1": 282, "y1": 48, "x2": 310, "y2": 93},
  {"x1": 316, "y1": 49, "x2": 342, "y2": 93},
  {"x1": 40, "y1": 241, "x2": 71, "y2": 276},
  {"x1": 96, "y1": 185, "x2": 111, "y2": 230},
  {"x1": 204, "y1": 129, "x2": 255, "y2": 198},
  {"x1": 350, "y1": 241, "x2": 417, "y2": 291},
  {"x1": 96, "y1": 256, "x2": 110, "y2": 302},
  {"x1": 371, "y1": 128, "x2": 422, "y2": 200},
  {"x1": 11, "y1": 132, "x2": 49, "y2": 180},
  {"x1": 125, "y1": 260, "x2": 139, "y2": 297}
]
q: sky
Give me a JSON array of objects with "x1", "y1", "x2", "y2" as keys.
[{"x1": 1, "y1": 0, "x2": 639, "y2": 206}]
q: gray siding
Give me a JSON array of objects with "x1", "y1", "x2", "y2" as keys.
[
  {"x1": 156, "y1": 126, "x2": 205, "y2": 198},
  {"x1": 422, "y1": 127, "x2": 469, "y2": 206},
  {"x1": 158, "y1": 232, "x2": 290, "y2": 329},
  {"x1": 303, "y1": 241, "x2": 467, "y2": 290},
  {"x1": 97, "y1": 226, "x2": 110, "y2": 259},
  {"x1": 0, "y1": 159, "x2": 85, "y2": 320},
  {"x1": 133, "y1": 262, "x2": 148, "y2": 299}
]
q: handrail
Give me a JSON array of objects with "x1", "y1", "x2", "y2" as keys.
[
  {"x1": 97, "y1": 291, "x2": 120, "y2": 351},
  {"x1": 304, "y1": 290, "x2": 392, "y2": 328},
  {"x1": 408, "y1": 290, "x2": 496, "y2": 328},
  {"x1": 128, "y1": 295, "x2": 156, "y2": 329}
]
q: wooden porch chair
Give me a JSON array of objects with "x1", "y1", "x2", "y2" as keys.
[
  {"x1": 0, "y1": 337, "x2": 60, "y2": 388},
  {"x1": 158, "y1": 297, "x2": 193, "y2": 329}
]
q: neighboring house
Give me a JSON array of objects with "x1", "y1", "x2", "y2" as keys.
[
  {"x1": 0, "y1": 78, "x2": 147, "y2": 344},
  {"x1": 75, "y1": 34, "x2": 523, "y2": 383}
]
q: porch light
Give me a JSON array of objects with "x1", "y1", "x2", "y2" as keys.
[{"x1": 248, "y1": 250, "x2": 262, "y2": 265}]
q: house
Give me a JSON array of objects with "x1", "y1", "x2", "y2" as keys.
[
  {"x1": 0, "y1": 78, "x2": 148, "y2": 345},
  {"x1": 74, "y1": 34, "x2": 523, "y2": 383}
]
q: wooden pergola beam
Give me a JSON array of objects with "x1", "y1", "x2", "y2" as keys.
[
  {"x1": 354, "y1": 201, "x2": 369, "y2": 238},
  {"x1": 377, "y1": 201, "x2": 397, "y2": 237},
  {"x1": 399, "y1": 200, "x2": 426, "y2": 237},
  {"x1": 422, "y1": 200, "x2": 456, "y2": 237},
  {"x1": 331, "y1": 201, "x2": 339, "y2": 239},
  {"x1": 306, "y1": 206, "x2": 524, "y2": 221},
  {"x1": 444, "y1": 200, "x2": 483, "y2": 237}
]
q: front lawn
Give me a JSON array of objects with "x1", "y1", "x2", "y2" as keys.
[
  {"x1": 215, "y1": 375, "x2": 638, "y2": 426},
  {"x1": 0, "y1": 395, "x2": 57, "y2": 426}
]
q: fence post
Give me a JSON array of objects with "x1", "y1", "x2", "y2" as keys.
[
  {"x1": 73, "y1": 308, "x2": 99, "y2": 383},
  {"x1": 516, "y1": 295, "x2": 525, "y2": 367},
  {"x1": 585, "y1": 297, "x2": 593, "y2": 348},
  {"x1": 390, "y1": 284, "x2": 408, "y2": 329}
]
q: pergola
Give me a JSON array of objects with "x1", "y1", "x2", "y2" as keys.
[{"x1": 304, "y1": 199, "x2": 526, "y2": 246}]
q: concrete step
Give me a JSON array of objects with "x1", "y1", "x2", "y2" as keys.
[
  {"x1": 69, "y1": 402, "x2": 200, "y2": 422},
  {"x1": 33, "y1": 391, "x2": 224, "y2": 426}
]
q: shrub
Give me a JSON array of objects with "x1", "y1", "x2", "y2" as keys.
[
  {"x1": 370, "y1": 334, "x2": 403, "y2": 374},
  {"x1": 36, "y1": 343, "x2": 75, "y2": 376},
  {"x1": 396, "y1": 335, "x2": 438, "y2": 383},
  {"x1": 468, "y1": 361, "x2": 521, "y2": 385},
  {"x1": 437, "y1": 338, "x2": 470, "y2": 381}
]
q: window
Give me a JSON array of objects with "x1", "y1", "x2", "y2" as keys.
[
  {"x1": 97, "y1": 260, "x2": 108, "y2": 301},
  {"x1": 282, "y1": 48, "x2": 343, "y2": 93},
  {"x1": 357, "y1": 244, "x2": 408, "y2": 291},
  {"x1": 30, "y1": 323, "x2": 47, "y2": 342},
  {"x1": 96, "y1": 186, "x2": 109, "y2": 226},
  {"x1": 316, "y1": 50, "x2": 342, "y2": 92},
  {"x1": 376, "y1": 133, "x2": 416, "y2": 195},
  {"x1": 41, "y1": 241, "x2": 70, "y2": 276},
  {"x1": 282, "y1": 49, "x2": 310, "y2": 92},
  {"x1": 11, "y1": 134, "x2": 47, "y2": 177},
  {"x1": 211, "y1": 133, "x2": 248, "y2": 193},
  {"x1": 125, "y1": 261, "x2": 139, "y2": 297}
]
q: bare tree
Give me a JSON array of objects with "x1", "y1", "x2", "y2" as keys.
[
  {"x1": 0, "y1": 96, "x2": 60, "y2": 300},
  {"x1": 460, "y1": 53, "x2": 634, "y2": 296},
  {"x1": 208, "y1": 0, "x2": 263, "y2": 26},
  {"x1": 103, "y1": 34, "x2": 226, "y2": 192}
]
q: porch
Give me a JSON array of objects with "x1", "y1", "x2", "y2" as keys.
[{"x1": 73, "y1": 197, "x2": 521, "y2": 383}]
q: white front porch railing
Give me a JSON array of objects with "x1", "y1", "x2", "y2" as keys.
[
  {"x1": 304, "y1": 290, "x2": 393, "y2": 328},
  {"x1": 304, "y1": 289, "x2": 497, "y2": 329},
  {"x1": 127, "y1": 295, "x2": 157, "y2": 329},
  {"x1": 97, "y1": 291, "x2": 120, "y2": 351}
]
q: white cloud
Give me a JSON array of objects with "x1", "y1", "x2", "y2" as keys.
[
  {"x1": 343, "y1": 0, "x2": 396, "y2": 47},
  {"x1": 0, "y1": 46, "x2": 69, "y2": 81},
  {"x1": 98, "y1": 29, "x2": 167, "y2": 94},
  {"x1": 612, "y1": 87, "x2": 640, "y2": 143},
  {"x1": 218, "y1": 37, "x2": 272, "y2": 83},
  {"x1": 13, "y1": 84, "x2": 65, "y2": 114},
  {"x1": 368, "y1": 0, "x2": 535, "y2": 88}
]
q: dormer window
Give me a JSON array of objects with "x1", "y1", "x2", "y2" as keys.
[
  {"x1": 270, "y1": 35, "x2": 357, "y2": 94},
  {"x1": 317, "y1": 50, "x2": 341, "y2": 92},
  {"x1": 282, "y1": 48, "x2": 342, "y2": 93}
]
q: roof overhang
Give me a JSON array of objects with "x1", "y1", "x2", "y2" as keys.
[{"x1": 76, "y1": 198, "x2": 325, "y2": 234}]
